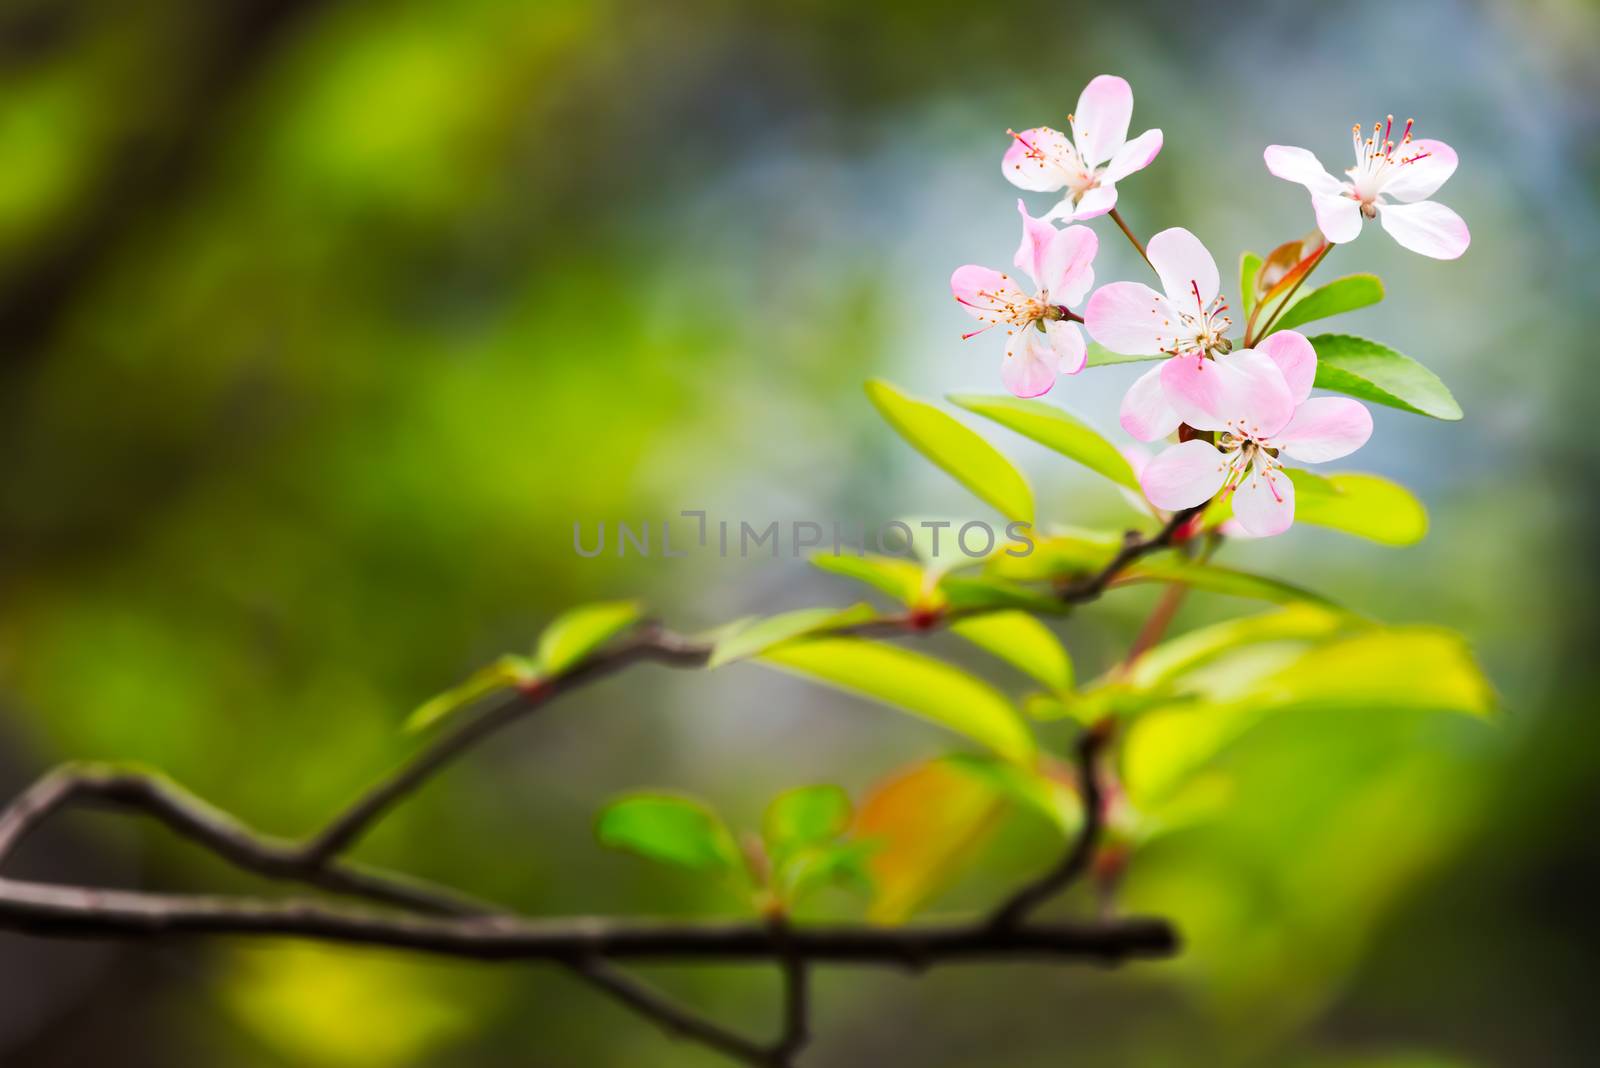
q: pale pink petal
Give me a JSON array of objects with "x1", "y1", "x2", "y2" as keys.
[
  {"x1": 1160, "y1": 350, "x2": 1294, "y2": 435},
  {"x1": 1216, "y1": 518, "x2": 1257, "y2": 539},
  {"x1": 1256, "y1": 330, "x2": 1316, "y2": 404},
  {"x1": 1040, "y1": 225, "x2": 1098, "y2": 307},
  {"x1": 1263, "y1": 145, "x2": 1344, "y2": 195},
  {"x1": 1148, "y1": 227, "x2": 1219, "y2": 307},
  {"x1": 1377, "y1": 200, "x2": 1470, "y2": 260},
  {"x1": 1002, "y1": 126, "x2": 1075, "y2": 193},
  {"x1": 1141, "y1": 440, "x2": 1229, "y2": 511},
  {"x1": 1103, "y1": 129, "x2": 1163, "y2": 182},
  {"x1": 1001, "y1": 328, "x2": 1061, "y2": 398},
  {"x1": 1072, "y1": 75, "x2": 1133, "y2": 167},
  {"x1": 1119, "y1": 362, "x2": 1182, "y2": 442},
  {"x1": 1379, "y1": 139, "x2": 1458, "y2": 203},
  {"x1": 1085, "y1": 281, "x2": 1174, "y2": 355},
  {"x1": 1312, "y1": 192, "x2": 1363, "y2": 243},
  {"x1": 1012, "y1": 199, "x2": 1056, "y2": 291},
  {"x1": 1118, "y1": 444, "x2": 1157, "y2": 516},
  {"x1": 1230, "y1": 464, "x2": 1295, "y2": 537},
  {"x1": 1275, "y1": 397, "x2": 1373, "y2": 463},
  {"x1": 952, "y1": 265, "x2": 1029, "y2": 324},
  {"x1": 1066, "y1": 183, "x2": 1118, "y2": 221},
  {"x1": 1044, "y1": 320, "x2": 1087, "y2": 375}
]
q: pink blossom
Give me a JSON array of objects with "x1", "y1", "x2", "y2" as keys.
[
  {"x1": 1002, "y1": 75, "x2": 1163, "y2": 223},
  {"x1": 1264, "y1": 117, "x2": 1468, "y2": 260},
  {"x1": 951, "y1": 201, "x2": 1098, "y2": 398},
  {"x1": 1137, "y1": 331, "x2": 1373, "y2": 537},
  {"x1": 1080, "y1": 227, "x2": 1233, "y2": 440}
]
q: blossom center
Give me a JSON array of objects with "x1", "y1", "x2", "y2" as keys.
[
  {"x1": 1159, "y1": 281, "x2": 1232, "y2": 358},
  {"x1": 1345, "y1": 115, "x2": 1432, "y2": 206}
]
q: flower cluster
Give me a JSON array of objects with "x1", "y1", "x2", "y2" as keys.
[{"x1": 951, "y1": 76, "x2": 1468, "y2": 535}]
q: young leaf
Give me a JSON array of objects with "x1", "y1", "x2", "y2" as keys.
[
  {"x1": 1085, "y1": 343, "x2": 1163, "y2": 368},
  {"x1": 1264, "y1": 274, "x2": 1384, "y2": 336},
  {"x1": 759, "y1": 638, "x2": 1036, "y2": 763},
  {"x1": 942, "y1": 753, "x2": 1081, "y2": 834},
  {"x1": 947, "y1": 394, "x2": 1138, "y2": 490},
  {"x1": 709, "y1": 603, "x2": 878, "y2": 668},
  {"x1": 983, "y1": 528, "x2": 1123, "y2": 582},
  {"x1": 764, "y1": 785, "x2": 852, "y2": 858},
  {"x1": 774, "y1": 840, "x2": 876, "y2": 905},
  {"x1": 1115, "y1": 558, "x2": 1333, "y2": 605},
  {"x1": 536, "y1": 600, "x2": 643, "y2": 676},
  {"x1": 596, "y1": 793, "x2": 743, "y2": 874},
  {"x1": 851, "y1": 759, "x2": 1008, "y2": 923},
  {"x1": 1288, "y1": 470, "x2": 1429, "y2": 546},
  {"x1": 810, "y1": 553, "x2": 927, "y2": 606},
  {"x1": 938, "y1": 573, "x2": 1066, "y2": 614},
  {"x1": 1125, "y1": 604, "x2": 1354, "y2": 692},
  {"x1": 1239, "y1": 252, "x2": 1262, "y2": 316},
  {"x1": 405, "y1": 654, "x2": 538, "y2": 733},
  {"x1": 866, "y1": 380, "x2": 1034, "y2": 524},
  {"x1": 950, "y1": 610, "x2": 1074, "y2": 693},
  {"x1": 1306, "y1": 334, "x2": 1463, "y2": 420}
]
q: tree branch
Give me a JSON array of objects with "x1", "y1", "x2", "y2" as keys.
[
  {"x1": 987, "y1": 721, "x2": 1111, "y2": 929},
  {"x1": 0, "y1": 510, "x2": 1198, "y2": 1064}
]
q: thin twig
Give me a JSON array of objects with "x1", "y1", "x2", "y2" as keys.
[
  {"x1": 1247, "y1": 244, "x2": 1330, "y2": 346},
  {"x1": 570, "y1": 957, "x2": 777, "y2": 1065},
  {"x1": 987, "y1": 720, "x2": 1111, "y2": 928},
  {"x1": 1109, "y1": 208, "x2": 1154, "y2": 273}
]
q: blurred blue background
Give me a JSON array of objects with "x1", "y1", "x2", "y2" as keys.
[{"x1": 0, "y1": 0, "x2": 1596, "y2": 1064}]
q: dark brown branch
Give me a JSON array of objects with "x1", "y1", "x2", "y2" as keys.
[
  {"x1": 0, "y1": 512, "x2": 1197, "y2": 1064},
  {"x1": 0, "y1": 875, "x2": 1174, "y2": 964},
  {"x1": 988, "y1": 722, "x2": 1111, "y2": 928},
  {"x1": 0, "y1": 763, "x2": 490, "y2": 917},
  {"x1": 570, "y1": 957, "x2": 778, "y2": 1065}
]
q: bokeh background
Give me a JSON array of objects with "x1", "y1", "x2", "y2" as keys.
[{"x1": 1, "y1": 0, "x2": 1596, "y2": 1064}]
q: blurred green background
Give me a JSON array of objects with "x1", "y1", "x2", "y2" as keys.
[{"x1": 0, "y1": 0, "x2": 1596, "y2": 1064}]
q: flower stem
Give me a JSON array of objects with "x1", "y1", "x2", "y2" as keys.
[
  {"x1": 1109, "y1": 208, "x2": 1154, "y2": 274},
  {"x1": 1247, "y1": 244, "x2": 1330, "y2": 346}
]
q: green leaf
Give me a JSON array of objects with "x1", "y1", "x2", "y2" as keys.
[
  {"x1": 984, "y1": 528, "x2": 1122, "y2": 582},
  {"x1": 709, "y1": 603, "x2": 877, "y2": 668},
  {"x1": 865, "y1": 380, "x2": 1034, "y2": 524},
  {"x1": 759, "y1": 638, "x2": 1036, "y2": 763},
  {"x1": 1123, "y1": 627, "x2": 1494, "y2": 807},
  {"x1": 810, "y1": 552, "x2": 927, "y2": 606},
  {"x1": 1116, "y1": 558, "x2": 1332, "y2": 605},
  {"x1": 947, "y1": 394, "x2": 1138, "y2": 490},
  {"x1": 938, "y1": 573, "x2": 1066, "y2": 614},
  {"x1": 1239, "y1": 252, "x2": 1262, "y2": 316},
  {"x1": 1306, "y1": 334, "x2": 1463, "y2": 420},
  {"x1": 764, "y1": 785, "x2": 852, "y2": 859},
  {"x1": 775, "y1": 840, "x2": 876, "y2": 905},
  {"x1": 1085, "y1": 342, "x2": 1163, "y2": 368},
  {"x1": 943, "y1": 753, "x2": 1080, "y2": 834},
  {"x1": 536, "y1": 600, "x2": 643, "y2": 675},
  {"x1": 1125, "y1": 604, "x2": 1354, "y2": 691},
  {"x1": 1265, "y1": 274, "x2": 1383, "y2": 335},
  {"x1": 405, "y1": 654, "x2": 538, "y2": 733},
  {"x1": 596, "y1": 793, "x2": 743, "y2": 875},
  {"x1": 1289, "y1": 470, "x2": 1429, "y2": 546},
  {"x1": 950, "y1": 610, "x2": 1074, "y2": 693}
]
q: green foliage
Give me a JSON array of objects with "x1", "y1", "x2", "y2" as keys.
[
  {"x1": 1308, "y1": 334, "x2": 1464, "y2": 420},
  {"x1": 536, "y1": 600, "x2": 643, "y2": 675},
  {"x1": 1124, "y1": 605, "x2": 1354, "y2": 692},
  {"x1": 595, "y1": 793, "x2": 744, "y2": 876},
  {"x1": 759, "y1": 637, "x2": 1036, "y2": 763},
  {"x1": 1086, "y1": 343, "x2": 1162, "y2": 367},
  {"x1": 810, "y1": 552, "x2": 928, "y2": 606},
  {"x1": 404, "y1": 654, "x2": 537, "y2": 733},
  {"x1": 865, "y1": 380, "x2": 1034, "y2": 523},
  {"x1": 937, "y1": 573, "x2": 1067, "y2": 614},
  {"x1": 762, "y1": 785, "x2": 871, "y2": 905},
  {"x1": 1289, "y1": 471, "x2": 1429, "y2": 545},
  {"x1": 1117, "y1": 558, "x2": 1333, "y2": 605},
  {"x1": 1265, "y1": 274, "x2": 1385, "y2": 336},
  {"x1": 1121, "y1": 625, "x2": 1494, "y2": 808},
  {"x1": 947, "y1": 393, "x2": 1139, "y2": 489},
  {"x1": 708, "y1": 603, "x2": 878, "y2": 667},
  {"x1": 949, "y1": 610, "x2": 1074, "y2": 693},
  {"x1": 1203, "y1": 470, "x2": 1430, "y2": 545},
  {"x1": 1239, "y1": 252, "x2": 1262, "y2": 316}
]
